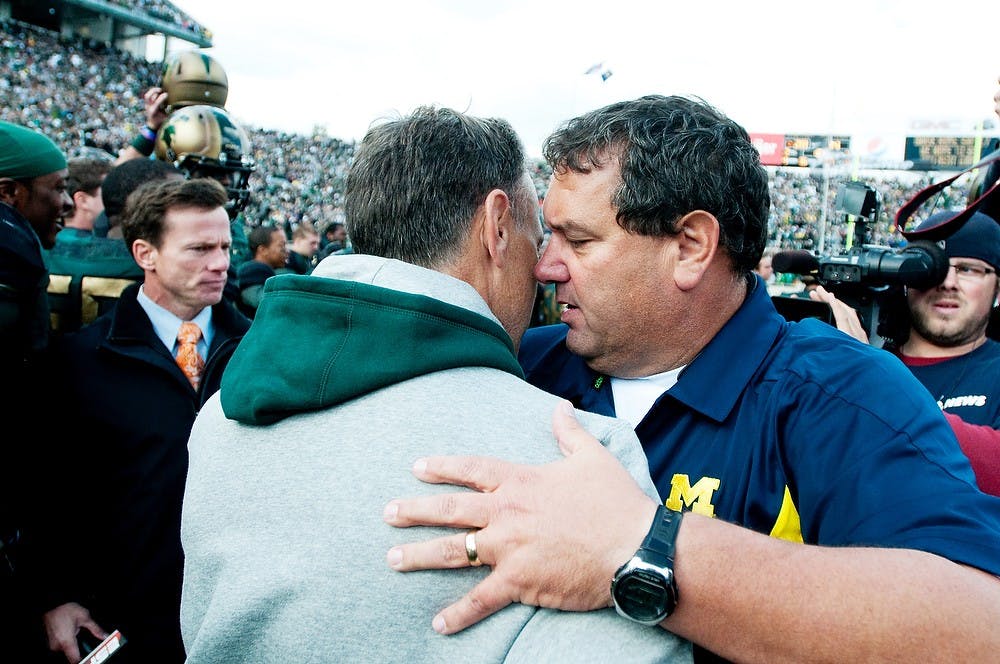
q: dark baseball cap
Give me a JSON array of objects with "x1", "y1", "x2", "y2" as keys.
[{"x1": 911, "y1": 210, "x2": 1000, "y2": 272}]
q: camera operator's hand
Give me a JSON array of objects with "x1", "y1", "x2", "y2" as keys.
[{"x1": 810, "y1": 286, "x2": 869, "y2": 344}]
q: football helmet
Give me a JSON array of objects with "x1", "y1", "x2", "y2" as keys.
[
  {"x1": 161, "y1": 50, "x2": 229, "y2": 111},
  {"x1": 155, "y1": 105, "x2": 255, "y2": 217}
]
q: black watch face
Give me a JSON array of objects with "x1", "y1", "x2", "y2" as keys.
[{"x1": 613, "y1": 569, "x2": 674, "y2": 623}]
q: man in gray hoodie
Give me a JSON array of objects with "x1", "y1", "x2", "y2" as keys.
[{"x1": 179, "y1": 106, "x2": 691, "y2": 663}]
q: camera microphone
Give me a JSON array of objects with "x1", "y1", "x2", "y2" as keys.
[
  {"x1": 772, "y1": 250, "x2": 820, "y2": 274},
  {"x1": 771, "y1": 242, "x2": 949, "y2": 290}
]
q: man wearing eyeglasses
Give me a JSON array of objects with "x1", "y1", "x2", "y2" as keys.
[{"x1": 892, "y1": 209, "x2": 1000, "y2": 495}]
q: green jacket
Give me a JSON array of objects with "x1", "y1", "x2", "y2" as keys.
[
  {"x1": 43, "y1": 229, "x2": 142, "y2": 335},
  {"x1": 222, "y1": 267, "x2": 523, "y2": 425}
]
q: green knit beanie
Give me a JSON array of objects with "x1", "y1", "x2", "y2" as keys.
[{"x1": 0, "y1": 121, "x2": 67, "y2": 179}]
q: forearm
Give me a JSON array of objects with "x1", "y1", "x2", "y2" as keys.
[
  {"x1": 116, "y1": 127, "x2": 157, "y2": 165},
  {"x1": 943, "y1": 412, "x2": 1000, "y2": 496},
  {"x1": 114, "y1": 145, "x2": 147, "y2": 165},
  {"x1": 664, "y1": 513, "x2": 1000, "y2": 663}
]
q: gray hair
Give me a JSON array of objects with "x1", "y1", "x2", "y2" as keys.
[{"x1": 345, "y1": 106, "x2": 530, "y2": 268}]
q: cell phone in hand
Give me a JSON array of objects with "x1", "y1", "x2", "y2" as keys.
[{"x1": 77, "y1": 629, "x2": 125, "y2": 664}]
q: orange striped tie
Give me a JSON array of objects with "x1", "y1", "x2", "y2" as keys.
[{"x1": 176, "y1": 321, "x2": 204, "y2": 390}]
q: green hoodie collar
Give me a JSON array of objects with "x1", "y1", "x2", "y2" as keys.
[{"x1": 221, "y1": 272, "x2": 523, "y2": 425}]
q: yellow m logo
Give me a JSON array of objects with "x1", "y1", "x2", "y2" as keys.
[{"x1": 665, "y1": 474, "x2": 719, "y2": 517}]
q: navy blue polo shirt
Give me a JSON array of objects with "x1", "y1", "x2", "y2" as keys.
[{"x1": 519, "y1": 277, "x2": 1000, "y2": 575}]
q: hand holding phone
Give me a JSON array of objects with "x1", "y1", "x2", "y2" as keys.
[{"x1": 77, "y1": 629, "x2": 125, "y2": 664}]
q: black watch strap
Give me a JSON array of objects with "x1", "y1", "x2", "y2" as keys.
[{"x1": 639, "y1": 505, "x2": 681, "y2": 568}]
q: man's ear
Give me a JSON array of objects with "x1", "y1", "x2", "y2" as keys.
[
  {"x1": 480, "y1": 187, "x2": 513, "y2": 269},
  {"x1": 72, "y1": 190, "x2": 92, "y2": 212},
  {"x1": 131, "y1": 239, "x2": 156, "y2": 271},
  {"x1": 672, "y1": 210, "x2": 720, "y2": 291},
  {"x1": 0, "y1": 178, "x2": 21, "y2": 205}
]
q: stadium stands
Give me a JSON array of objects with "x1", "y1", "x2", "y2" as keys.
[{"x1": 0, "y1": 16, "x2": 971, "y2": 252}]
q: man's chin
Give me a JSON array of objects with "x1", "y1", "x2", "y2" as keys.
[
  {"x1": 915, "y1": 320, "x2": 981, "y2": 348},
  {"x1": 196, "y1": 284, "x2": 227, "y2": 304},
  {"x1": 38, "y1": 221, "x2": 61, "y2": 248},
  {"x1": 565, "y1": 330, "x2": 599, "y2": 362}
]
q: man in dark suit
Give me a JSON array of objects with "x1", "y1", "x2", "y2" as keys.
[{"x1": 29, "y1": 178, "x2": 251, "y2": 663}]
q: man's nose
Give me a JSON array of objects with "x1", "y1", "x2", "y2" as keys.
[
  {"x1": 210, "y1": 248, "x2": 230, "y2": 271},
  {"x1": 940, "y1": 264, "x2": 961, "y2": 288},
  {"x1": 534, "y1": 244, "x2": 569, "y2": 283}
]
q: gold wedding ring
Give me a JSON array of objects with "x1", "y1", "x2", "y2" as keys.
[{"x1": 465, "y1": 530, "x2": 482, "y2": 567}]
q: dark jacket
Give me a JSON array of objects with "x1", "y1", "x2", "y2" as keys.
[
  {"x1": 0, "y1": 201, "x2": 49, "y2": 375},
  {"x1": 27, "y1": 282, "x2": 250, "y2": 663},
  {"x1": 282, "y1": 250, "x2": 314, "y2": 275},
  {"x1": 236, "y1": 259, "x2": 276, "y2": 318},
  {"x1": 0, "y1": 201, "x2": 51, "y2": 654}
]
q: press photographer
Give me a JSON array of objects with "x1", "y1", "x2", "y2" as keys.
[
  {"x1": 772, "y1": 181, "x2": 949, "y2": 345},
  {"x1": 771, "y1": 134, "x2": 1000, "y2": 495},
  {"x1": 793, "y1": 206, "x2": 1000, "y2": 496}
]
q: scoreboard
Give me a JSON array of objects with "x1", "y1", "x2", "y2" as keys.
[
  {"x1": 903, "y1": 136, "x2": 992, "y2": 171},
  {"x1": 750, "y1": 133, "x2": 850, "y2": 167},
  {"x1": 751, "y1": 132, "x2": 1000, "y2": 170},
  {"x1": 782, "y1": 135, "x2": 851, "y2": 167}
]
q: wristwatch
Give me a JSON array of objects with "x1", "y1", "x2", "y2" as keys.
[{"x1": 610, "y1": 504, "x2": 682, "y2": 625}]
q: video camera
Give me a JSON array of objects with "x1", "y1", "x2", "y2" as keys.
[{"x1": 772, "y1": 181, "x2": 949, "y2": 346}]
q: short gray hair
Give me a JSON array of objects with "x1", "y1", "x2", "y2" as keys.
[{"x1": 345, "y1": 106, "x2": 529, "y2": 268}]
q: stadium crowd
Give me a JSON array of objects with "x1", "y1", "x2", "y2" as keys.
[
  {"x1": 0, "y1": 17, "x2": 973, "y2": 253},
  {"x1": 106, "y1": 0, "x2": 211, "y2": 41},
  {"x1": 0, "y1": 18, "x2": 356, "y2": 240},
  {"x1": 766, "y1": 166, "x2": 972, "y2": 252}
]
